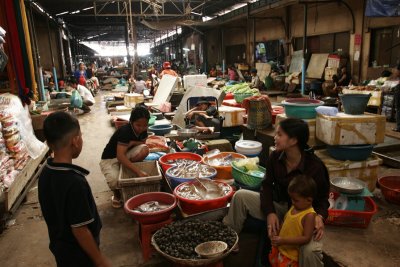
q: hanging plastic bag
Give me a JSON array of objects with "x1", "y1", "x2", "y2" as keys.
[
  {"x1": 159, "y1": 102, "x2": 171, "y2": 113},
  {"x1": 70, "y1": 90, "x2": 83, "y2": 108}
]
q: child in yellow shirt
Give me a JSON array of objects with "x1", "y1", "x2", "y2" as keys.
[{"x1": 269, "y1": 175, "x2": 318, "y2": 267}]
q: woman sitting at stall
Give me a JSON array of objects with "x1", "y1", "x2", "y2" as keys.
[
  {"x1": 100, "y1": 107, "x2": 150, "y2": 208},
  {"x1": 133, "y1": 76, "x2": 147, "y2": 94},
  {"x1": 223, "y1": 118, "x2": 330, "y2": 267},
  {"x1": 185, "y1": 97, "x2": 220, "y2": 134},
  {"x1": 86, "y1": 63, "x2": 100, "y2": 90},
  {"x1": 250, "y1": 68, "x2": 262, "y2": 89}
]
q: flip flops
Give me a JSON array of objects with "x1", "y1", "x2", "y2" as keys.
[{"x1": 111, "y1": 196, "x2": 122, "y2": 209}]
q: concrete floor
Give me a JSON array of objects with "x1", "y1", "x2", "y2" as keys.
[{"x1": 0, "y1": 92, "x2": 399, "y2": 267}]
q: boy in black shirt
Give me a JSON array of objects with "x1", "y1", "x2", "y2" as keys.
[{"x1": 39, "y1": 112, "x2": 110, "y2": 267}]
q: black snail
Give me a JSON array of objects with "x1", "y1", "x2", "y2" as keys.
[{"x1": 154, "y1": 220, "x2": 237, "y2": 259}]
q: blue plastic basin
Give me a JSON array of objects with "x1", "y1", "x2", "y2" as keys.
[
  {"x1": 283, "y1": 98, "x2": 324, "y2": 119},
  {"x1": 148, "y1": 124, "x2": 173, "y2": 136},
  {"x1": 327, "y1": 145, "x2": 374, "y2": 161}
]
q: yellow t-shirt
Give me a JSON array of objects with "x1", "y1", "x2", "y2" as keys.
[{"x1": 278, "y1": 206, "x2": 316, "y2": 261}]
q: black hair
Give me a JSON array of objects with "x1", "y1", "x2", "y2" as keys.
[
  {"x1": 129, "y1": 106, "x2": 150, "y2": 123},
  {"x1": 332, "y1": 74, "x2": 339, "y2": 83},
  {"x1": 43, "y1": 111, "x2": 80, "y2": 149},
  {"x1": 68, "y1": 76, "x2": 77, "y2": 85},
  {"x1": 279, "y1": 118, "x2": 309, "y2": 151},
  {"x1": 137, "y1": 76, "x2": 143, "y2": 81},
  {"x1": 381, "y1": 70, "x2": 392, "y2": 78},
  {"x1": 288, "y1": 175, "x2": 317, "y2": 199}
]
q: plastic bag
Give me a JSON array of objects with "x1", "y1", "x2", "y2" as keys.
[
  {"x1": 70, "y1": 90, "x2": 83, "y2": 108},
  {"x1": 0, "y1": 94, "x2": 47, "y2": 159},
  {"x1": 159, "y1": 102, "x2": 171, "y2": 113}
]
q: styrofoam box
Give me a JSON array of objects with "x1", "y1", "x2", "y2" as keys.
[
  {"x1": 124, "y1": 93, "x2": 144, "y2": 108},
  {"x1": 275, "y1": 113, "x2": 324, "y2": 147},
  {"x1": 316, "y1": 113, "x2": 386, "y2": 145},
  {"x1": 183, "y1": 75, "x2": 208, "y2": 89},
  {"x1": 219, "y1": 106, "x2": 246, "y2": 127}
]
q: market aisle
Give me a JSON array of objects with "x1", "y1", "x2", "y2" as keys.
[
  {"x1": 0, "y1": 93, "x2": 149, "y2": 267},
  {"x1": 72, "y1": 93, "x2": 114, "y2": 194}
]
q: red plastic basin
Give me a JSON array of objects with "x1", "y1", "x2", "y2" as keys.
[
  {"x1": 159, "y1": 152, "x2": 203, "y2": 172},
  {"x1": 224, "y1": 93, "x2": 234, "y2": 100},
  {"x1": 378, "y1": 176, "x2": 400, "y2": 205},
  {"x1": 124, "y1": 192, "x2": 177, "y2": 224},
  {"x1": 174, "y1": 181, "x2": 234, "y2": 215}
]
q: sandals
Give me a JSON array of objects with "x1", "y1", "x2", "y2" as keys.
[{"x1": 111, "y1": 196, "x2": 122, "y2": 209}]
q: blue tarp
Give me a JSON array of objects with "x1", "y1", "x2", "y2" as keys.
[{"x1": 365, "y1": 0, "x2": 400, "y2": 17}]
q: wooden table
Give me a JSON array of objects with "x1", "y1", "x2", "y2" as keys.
[{"x1": 0, "y1": 147, "x2": 49, "y2": 232}]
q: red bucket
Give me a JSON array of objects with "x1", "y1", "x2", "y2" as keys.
[
  {"x1": 124, "y1": 192, "x2": 177, "y2": 224},
  {"x1": 378, "y1": 176, "x2": 400, "y2": 205},
  {"x1": 159, "y1": 152, "x2": 203, "y2": 172},
  {"x1": 174, "y1": 181, "x2": 234, "y2": 215}
]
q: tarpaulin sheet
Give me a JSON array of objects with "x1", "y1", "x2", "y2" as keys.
[{"x1": 365, "y1": 0, "x2": 400, "y2": 17}]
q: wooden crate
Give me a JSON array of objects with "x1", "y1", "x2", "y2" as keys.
[{"x1": 4, "y1": 148, "x2": 48, "y2": 211}]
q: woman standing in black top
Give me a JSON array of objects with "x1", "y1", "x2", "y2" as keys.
[{"x1": 223, "y1": 118, "x2": 329, "y2": 267}]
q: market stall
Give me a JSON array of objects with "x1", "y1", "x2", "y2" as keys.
[{"x1": 0, "y1": 93, "x2": 48, "y2": 229}]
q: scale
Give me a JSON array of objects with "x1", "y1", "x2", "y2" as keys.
[{"x1": 330, "y1": 177, "x2": 372, "y2": 212}]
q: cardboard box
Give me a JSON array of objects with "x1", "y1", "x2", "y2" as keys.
[
  {"x1": 324, "y1": 67, "x2": 338, "y2": 81},
  {"x1": 316, "y1": 113, "x2": 386, "y2": 145},
  {"x1": 315, "y1": 150, "x2": 382, "y2": 191}
]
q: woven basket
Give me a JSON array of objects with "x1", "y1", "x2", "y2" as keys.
[
  {"x1": 247, "y1": 99, "x2": 272, "y2": 130},
  {"x1": 231, "y1": 163, "x2": 266, "y2": 190}
]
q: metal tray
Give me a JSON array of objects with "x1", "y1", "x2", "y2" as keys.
[
  {"x1": 330, "y1": 177, "x2": 366, "y2": 194},
  {"x1": 373, "y1": 144, "x2": 400, "y2": 168}
]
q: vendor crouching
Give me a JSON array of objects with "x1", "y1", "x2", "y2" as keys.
[
  {"x1": 100, "y1": 107, "x2": 150, "y2": 208},
  {"x1": 185, "y1": 97, "x2": 220, "y2": 134}
]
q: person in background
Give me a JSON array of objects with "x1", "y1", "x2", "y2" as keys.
[
  {"x1": 269, "y1": 175, "x2": 318, "y2": 267},
  {"x1": 392, "y1": 64, "x2": 400, "y2": 132},
  {"x1": 69, "y1": 77, "x2": 95, "y2": 113},
  {"x1": 209, "y1": 66, "x2": 217, "y2": 77},
  {"x1": 160, "y1": 61, "x2": 178, "y2": 78},
  {"x1": 337, "y1": 66, "x2": 350, "y2": 86},
  {"x1": 223, "y1": 118, "x2": 329, "y2": 266},
  {"x1": 133, "y1": 76, "x2": 146, "y2": 94},
  {"x1": 39, "y1": 112, "x2": 111, "y2": 267},
  {"x1": 228, "y1": 66, "x2": 237, "y2": 81},
  {"x1": 185, "y1": 97, "x2": 220, "y2": 133},
  {"x1": 100, "y1": 107, "x2": 150, "y2": 208},
  {"x1": 86, "y1": 63, "x2": 99, "y2": 90},
  {"x1": 250, "y1": 68, "x2": 262, "y2": 89},
  {"x1": 74, "y1": 63, "x2": 87, "y2": 86}
]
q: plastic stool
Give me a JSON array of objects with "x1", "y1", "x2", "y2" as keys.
[{"x1": 139, "y1": 218, "x2": 173, "y2": 262}]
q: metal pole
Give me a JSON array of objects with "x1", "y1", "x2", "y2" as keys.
[
  {"x1": 27, "y1": 2, "x2": 43, "y2": 100},
  {"x1": 253, "y1": 18, "x2": 256, "y2": 67},
  {"x1": 301, "y1": 4, "x2": 308, "y2": 95},
  {"x1": 46, "y1": 18, "x2": 59, "y2": 91}
]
